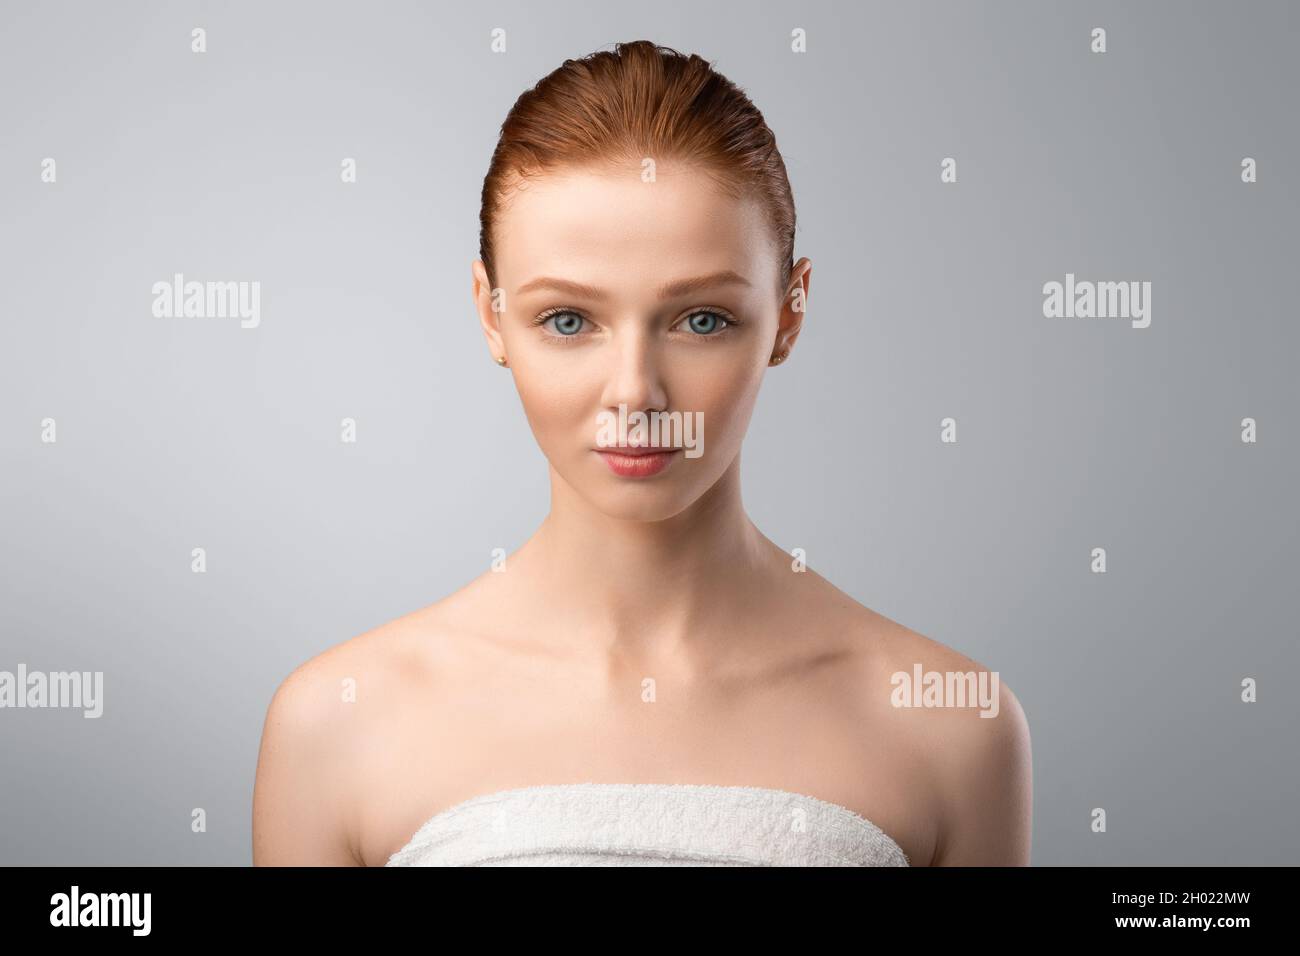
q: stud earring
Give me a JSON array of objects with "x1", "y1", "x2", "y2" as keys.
[
  {"x1": 769, "y1": 351, "x2": 789, "y2": 366},
  {"x1": 495, "y1": 356, "x2": 508, "y2": 367}
]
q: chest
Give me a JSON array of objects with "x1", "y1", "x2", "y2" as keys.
[{"x1": 359, "y1": 695, "x2": 939, "y2": 866}]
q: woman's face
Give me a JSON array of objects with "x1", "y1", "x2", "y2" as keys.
[{"x1": 474, "y1": 164, "x2": 806, "y2": 521}]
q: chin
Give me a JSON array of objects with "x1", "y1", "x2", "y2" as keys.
[
  {"x1": 595, "y1": 491, "x2": 699, "y2": 523},
  {"x1": 582, "y1": 456, "x2": 738, "y2": 523}
]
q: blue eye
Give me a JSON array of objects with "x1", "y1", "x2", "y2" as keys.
[
  {"x1": 533, "y1": 307, "x2": 736, "y2": 341},
  {"x1": 541, "y1": 310, "x2": 586, "y2": 335},
  {"x1": 682, "y1": 311, "x2": 730, "y2": 334}
]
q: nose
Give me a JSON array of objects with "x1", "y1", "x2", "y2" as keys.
[{"x1": 598, "y1": 325, "x2": 670, "y2": 416}]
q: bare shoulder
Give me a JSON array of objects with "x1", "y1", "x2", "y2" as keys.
[
  {"x1": 805, "y1": 573, "x2": 1033, "y2": 865},
  {"x1": 251, "y1": 599, "x2": 461, "y2": 866},
  {"x1": 870, "y1": 608, "x2": 1031, "y2": 865}
]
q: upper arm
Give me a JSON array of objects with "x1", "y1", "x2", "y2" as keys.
[
  {"x1": 930, "y1": 678, "x2": 1033, "y2": 866},
  {"x1": 252, "y1": 660, "x2": 364, "y2": 866}
]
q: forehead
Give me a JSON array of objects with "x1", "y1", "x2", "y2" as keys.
[{"x1": 492, "y1": 164, "x2": 776, "y2": 292}]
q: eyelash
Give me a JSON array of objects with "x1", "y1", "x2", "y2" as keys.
[{"x1": 530, "y1": 307, "x2": 740, "y2": 344}]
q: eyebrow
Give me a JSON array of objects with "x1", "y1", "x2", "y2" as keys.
[{"x1": 516, "y1": 270, "x2": 751, "y2": 302}]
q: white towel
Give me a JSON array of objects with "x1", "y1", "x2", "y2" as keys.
[{"x1": 385, "y1": 782, "x2": 910, "y2": 866}]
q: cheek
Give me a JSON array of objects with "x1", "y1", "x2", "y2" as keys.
[
  {"x1": 679, "y1": 362, "x2": 764, "y2": 443},
  {"x1": 511, "y1": 368, "x2": 594, "y2": 446}
]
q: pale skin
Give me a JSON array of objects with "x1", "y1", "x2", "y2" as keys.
[{"x1": 252, "y1": 162, "x2": 1033, "y2": 866}]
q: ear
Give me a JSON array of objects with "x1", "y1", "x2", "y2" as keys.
[
  {"x1": 772, "y1": 256, "x2": 811, "y2": 359},
  {"x1": 472, "y1": 259, "x2": 507, "y2": 363}
]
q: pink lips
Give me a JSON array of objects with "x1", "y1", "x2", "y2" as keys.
[{"x1": 594, "y1": 446, "x2": 681, "y2": 478}]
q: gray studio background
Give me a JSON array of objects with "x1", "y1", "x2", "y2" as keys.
[{"x1": 2, "y1": 0, "x2": 1297, "y2": 865}]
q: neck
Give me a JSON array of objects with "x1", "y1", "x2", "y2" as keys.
[{"x1": 508, "y1": 454, "x2": 780, "y2": 661}]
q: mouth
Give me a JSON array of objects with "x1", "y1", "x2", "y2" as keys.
[{"x1": 593, "y1": 447, "x2": 682, "y2": 478}]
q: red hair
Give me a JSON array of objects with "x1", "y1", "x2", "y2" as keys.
[{"x1": 478, "y1": 40, "x2": 796, "y2": 300}]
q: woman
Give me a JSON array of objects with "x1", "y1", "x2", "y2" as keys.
[{"x1": 253, "y1": 40, "x2": 1032, "y2": 867}]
